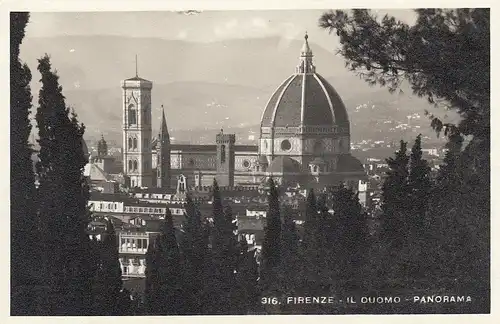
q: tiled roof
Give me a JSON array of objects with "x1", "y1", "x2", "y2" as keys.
[
  {"x1": 130, "y1": 187, "x2": 177, "y2": 194},
  {"x1": 268, "y1": 156, "x2": 302, "y2": 173},
  {"x1": 153, "y1": 144, "x2": 258, "y2": 153},
  {"x1": 337, "y1": 154, "x2": 365, "y2": 173},
  {"x1": 90, "y1": 192, "x2": 137, "y2": 203},
  {"x1": 124, "y1": 76, "x2": 151, "y2": 82},
  {"x1": 84, "y1": 163, "x2": 111, "y2": 181}
]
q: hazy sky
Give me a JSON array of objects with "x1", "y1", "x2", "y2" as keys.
[{"x1": 25, "y1": 10, "x2": 417, "y2": 47}]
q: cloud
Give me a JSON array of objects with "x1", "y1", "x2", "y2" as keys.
[
  {"x1": 213, "y1": 17, "x2": 271, "y2": 39},
  {"x1": 251, "y1": 17, "x2": 268, "y2": 28},
  {"x1": 212, "y1": 16, "x2": 307, "y2": 43},
  {"x1": 176, "y1": 30, "x2": 188, "y2": 39}
]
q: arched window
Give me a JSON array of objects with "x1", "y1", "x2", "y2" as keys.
[
  {"x1": 128, "y1": 160, "x2": 133, "y2": 171},
  {"x1": 128, "y1": 137, "x2": 133, "y2": 149},
  {"x1": 133, "y1": 160, "x2": 138, "y2": 171},
  {"x1": 128, "y1": 104, "x2": 137, "y2": 125},
  {"x1": 133, "y1": 138, "x2": 137, "y2": 149},
  {"x1": 221, "y1": 145, "x2": 226, "y2": 164},
  {"x1": 313, "y1": 140, "x2": 323, "y2": 154}
]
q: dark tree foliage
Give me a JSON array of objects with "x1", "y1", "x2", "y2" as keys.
[
  {"x1": 319, "y1": 9, "x2": 489, "y2": 140},
  {"x1": 146, "y1": 209, "x2": 185, "y2": 315},
  {"x1": 426, "y1": 133, "x2": 489, "y2": 298},
  {"x1": 10, "y1": 12, "x2": 39, "y2": 316},
  {"x1": 407, "y1": 134, "x2": 432, "y2": 237},
  {"x1": 436, "y1": 133, "x2": 464, "y2": 185},
  {"x1": 302, "y1": 189, "x2": 319, "y2": 249},
  {"x1": 297, "y1": 191, "x2": 332, "y2": 294},
  {"x1": 179, "y1": 195, "x2": 209, "y2": 314},
  {"x1": 279, "y1": 204, "x2": 300, "y2": 296},
  {"x1": 235, "y1": 240, "x2": 260, "y2": 314},
  {"x1": 381, "y1": 140, "x2": 409, "y2": 247},
  {"x1": 209, "y1": 180, "x2": 239, "y2": 313},
  {"x1": 144, "y1": 238, "x2": 160, "y2": 314},
  {"x1": 260, "y1": 178, "x2": 282, "y2": 284},
  {"x1": 93, "y1": 219, "x2": 123, "y2": 315},
  {"x1": 211, "y1": 178, "x2": 225, "y2": 250},
  {"x1": 329, "y1": 185, "x2": 369, "y2": 289},
  {"x1": 35, "y1": 55, "x2": 92, "y2": 315},
  {"x1": 281, "y1": 204, "x2": 299, "y2": 264},
  {"x1": 320, "y1": 9, "x2": 489, "y2": 305}
]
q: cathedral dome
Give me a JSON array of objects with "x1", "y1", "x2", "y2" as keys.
[{"x1": 261, "y1": 34, "x2": 349, "y2": 128}]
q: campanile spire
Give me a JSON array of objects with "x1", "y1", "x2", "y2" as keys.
[{"x1": 135, "y1": 54, "x2": 138, "y2": 77}]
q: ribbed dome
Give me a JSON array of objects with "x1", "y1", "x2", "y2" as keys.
[{"x1": 260, "y1": 34, "x2": 349, "y2": 128}]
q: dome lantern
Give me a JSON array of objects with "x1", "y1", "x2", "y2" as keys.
[{"x1": 296, "y1": 32, "x2": 315, "y2": 74}]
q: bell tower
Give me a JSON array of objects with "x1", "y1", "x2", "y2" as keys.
[
  {"x1": 156, "y1": 105, "x2": 171, "y2": 189},
  {"x1": 121, "y1": 56, "x2": 153, "y2": 188},
  {"x1": 215, "y1": 129, "x2": 235, "y2": 187}
]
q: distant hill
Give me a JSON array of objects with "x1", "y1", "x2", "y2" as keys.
[
  {"x1": 20, "y1": 35, "x2": 456, "y2": 145},
  {"x1": 20, "y1": 35, "x2": 353, "y2": 90}
]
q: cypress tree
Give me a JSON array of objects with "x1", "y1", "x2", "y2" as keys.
[
  {"x1": 407, "y1": 134, "x2": 432, "y2": 237},
  {"x1": 260, "y1": 178, "x2": 282, "y2": 292},
  {"x1": 281, "y1": 204, "x2": 299, "y2": 264},
  {"x1": 10, "y1": 12, "x2": 39, "y2": 315},
  {"x1": 35, "y1": 55, "x2": 92, "y2": 315},
  {"x1": 98, "y1": 219, "x2": 123, "y2": 315},
  {"x1": 155, "y1": 209, "x2": 184, "y2": 315},
  {"x1": 211, "y1": 178, "x2": 225, "y2": 248},
  {"x1": 210, "y1": 179, "x2": 238, "y2": 313},
  {"x1": 224, "y1": 205, "x2": 240, "y2": 313},
  {"x1": 144, "y1": 238, "x2": 159, "y2": 314},
  {"x1": 405, "y1": 135, "x2": 432, "y2": 284},
  {"x1": 279, "y1": 204, "x2": 299, "y2": 295},
  {"x1": 330, "y1": 186, "x2": 368, "y2": 289},
  {"x1": 303, "y1": 189, "x2": 319, "y2": 249},
  {"x1": 235, "y1": 240, "x2": 260, "y2": 314},
  {"x1": 381, "y1": 140, "x2": 410, "y2": 247},
  {"x1": 322, "y1": 192, "x2": 338, "y2": 287},
  {"x1": 179, "y1": 195, "x2": 208, "y2": 314},
  {"x1": 430, "y1": 133, "x2": 465, "y2": 281}
]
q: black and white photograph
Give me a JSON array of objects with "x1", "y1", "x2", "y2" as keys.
[{"x1": 8, "y1": 2, "x2": 491, "y2": 317}]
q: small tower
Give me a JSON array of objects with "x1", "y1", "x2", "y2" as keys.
[
  {"x1": 215, "y1": 129, "x2": 235, "y2": 187},
  {"x1": 97, "y1": 134, "x2": 108, "y2": 158},
  {"x1": 156, "y1": 105, "x2": 171, "y2": 189},
  {"x1": 175, "y1": 174, "x2": 188, "y2": 200},
  {"x1": 94, "y1": 134, "x2": 114, "y2": 174}
]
